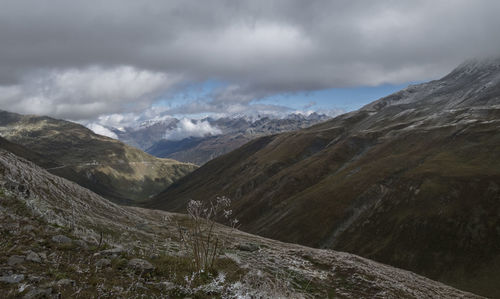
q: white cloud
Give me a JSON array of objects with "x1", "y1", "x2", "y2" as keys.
[
  {"x1": 0, "y1": 66, "x2": 180, "y2": 121},
  {"x1": 164, "y1": 118, "x2": 222, "y2": 140},
  {"x1": 1, "y1": 1, "x2": 500, "y2": 123},
  {"x1": 85, "y1": 123, "x2": 118, "y2": 139}
]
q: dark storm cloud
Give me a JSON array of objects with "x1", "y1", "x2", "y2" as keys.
[{"x1": 1, "y1": 0, "x2": 500, "y2": 121}]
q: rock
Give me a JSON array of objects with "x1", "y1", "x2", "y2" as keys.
[
  {"x1": 95, "y1": 246, "x2": 124, "y2": 258},
  {"x1": 57, "y1": 278, "x2": 76, "y2": 287},
  {"x1": 22, "y1": 225, "x2": 35, "y2": 232},
  {"x1": 51, "y1": 235, "x2": 72, "y2": 244},
  {"x1": 0, "y1": 274, "x2": 24, "y2": 283},
  {"x1": 95, "y1": 258, "x2": 111, "y2": 269},
  {"x1": 38, "y1": 252, "x2": 47, "y2": 260},
  {"x1": 26, "y1": 251, "x2": 41, "y2": 263},
  {"x1": 47, "y1": 252, "x2": 57, "y2": 261},
  {"x1": 28, "y1": 275, "x2": 42, "y2": 283},
  {"x1": 7, "y1": 255, "x2": 25, "y2": 266},
  {"x1": 236, "y1": 243, "x2": 260, "y2": 252},
  {"x1": 23, "y1": 287, "x2": 52, "y2": 299},
  {"x1": 128, "y1": 258, "x2": 155, "y2": 273},
  {"x1": 73, "y1": 239, "x2": 88, "y2": 249}
]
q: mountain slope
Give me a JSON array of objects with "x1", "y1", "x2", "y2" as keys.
[
  {"x1": 148, "y1": 58, "x2": 500, "y2": 297},
  {"x1": 0, "y1": 149, "x2": 480, "y2": 298},
  {"x1": 0, "y1": 136, "x2": 59, "y2": 169},
  {"x1": 0, "y1": 111, "x2": 196, "y2": 204}
]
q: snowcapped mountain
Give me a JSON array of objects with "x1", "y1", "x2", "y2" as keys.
[{"x1": 113, "y1": 113, "x2": 331, "y2": 165}]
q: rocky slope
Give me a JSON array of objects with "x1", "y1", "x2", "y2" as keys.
[
  {"x1": 0, "y1": 111, "x2": 196, "y2": 204},
  {"x1": 0, "y1": 149, "x2": 480, "y2": 298},
  {"x1": 148, "y1": 58, "x2": 500, "y2": 297},
  {"x1": 118, "y1": 113, "x2": 330, "y2": 165}
]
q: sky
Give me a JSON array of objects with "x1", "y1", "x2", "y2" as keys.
[{"x1": 1, "y1": 0, "x2": 500, "y2": 130}]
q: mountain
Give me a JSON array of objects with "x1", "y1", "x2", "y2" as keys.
[
  {"x1": 146, "y1": 113, "x2": 331, "y2": 165},
  {"x1": 111, "y1": 117, "x2": 179, "y2": 150},
  {"x1": 0, "y1": 111, "x2": 196, "y2": 204},
  {"x1": 0, "y1": 149, "x2": 479, "y2": 298},
  {"x1": 147, "y1": 58, "x2": 500, "y2": 297}
]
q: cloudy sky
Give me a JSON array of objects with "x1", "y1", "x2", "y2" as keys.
[{"x1": 1, "y1": 0, "x2": 500, "y2": 129}]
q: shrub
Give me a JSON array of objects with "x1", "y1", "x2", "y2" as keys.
[{"x1": 178, "y1": 196, "x2": 237, "y2": 272}]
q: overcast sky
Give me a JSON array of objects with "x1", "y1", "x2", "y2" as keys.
[{"x1": 1, "y1": 0, "x2": 500, "y2": 128}]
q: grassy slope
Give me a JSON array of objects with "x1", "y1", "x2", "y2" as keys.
[
  {"x1": 0, "y1": 136, "x2": 59, "y2": 169},
  {"x1": 0, "y1": 111, "x2": 197, "y2": 204},
  {"x1": 0, "y1": 150, "x2": 479, "y2": 298},
  {"x1": 148, "y1": 105, "x2": 500, "y2": 296}
]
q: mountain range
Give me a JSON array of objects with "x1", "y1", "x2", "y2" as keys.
[
  {"x1": 113, "y1": 113, "x2": 330, "y2": 165},
  {"x1": 147, "y1": 58, "x2": 500, "y2": 297}
]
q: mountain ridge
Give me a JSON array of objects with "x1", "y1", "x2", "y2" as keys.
[{"x1": 111, "y1": 113, "x2": 330, "y2": 165}]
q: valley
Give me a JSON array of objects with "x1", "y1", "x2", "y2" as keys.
[
  {"x1": 0, "y1": 111, "x2": 197, "y2": 204},
  {"x1": 0, "y1": 149, "x2": 480, "y2": 298},
  {"x1": 1, "y1": 2, "x2": 499, "y2": 298},
  {"x1": 1, "y1": 58, "x2": 498, "y2": 298},
  {"x1": 147, "y1": 58, "x2": 500, "y2": 297}
]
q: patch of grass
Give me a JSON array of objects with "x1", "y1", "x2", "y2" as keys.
[
  {"x1": 48, "y1": 268, "x2": 69, "y2": 280},
  {"x1": 152, "y1": 254, "x2": 194, "y2": 279},
  {"x1": 2, "y1": 196, "x2": 31, "y2": 217},
  {"x1": 301, "y1": 254, "x2": 331, "y2": 271},
  {"x1": 151, "y1": 254, "x2": 245, "y2": 291},
  {"x1": 56, "y1": 242, "x2": 78, "y2": 251},
  {"x1": 213, "y1": 256, "x2": 246, "y2": 282},
  {"x1": 111, "y1": 257, "x2": 129, "y2": 271}
]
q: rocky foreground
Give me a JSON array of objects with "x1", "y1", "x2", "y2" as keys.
[{"x1": 0, "y1": 149, "x2": 480, "y2": 298}]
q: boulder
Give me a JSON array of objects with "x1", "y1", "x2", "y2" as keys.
[
  {"x1": 128, "y1": 258, "x2": 155, "y2": 273},
  {"x1": 95, "y1": 258, "x2": 111, "y2": 269},
  {"x1": 73, "y1": 240, "x2": 88, "y2": 249},
  {"x1": 236, "y1": 243, "x2": 260, "y2": 252},
  {"x1": 23, "y1": 287, "x2": 52, "y2": 299},
  {"x1": 57, "y1": 278, "x2": 76, "y2": 287},
  {"x1": 7, "y1": 255, "x2": 25, "y2": 266},
  {"x1": 0, "y1": 274, "x2": 24, "y2": 283},
  {"x1": 95, "y1": 246, "x2": 124, "y2": 258},
  {"x1": 26, "y1": 251, "x2": 41, "y2": 263},
  {"x1": 51, "y1": 235, "x2": 72, "y2": 244}
]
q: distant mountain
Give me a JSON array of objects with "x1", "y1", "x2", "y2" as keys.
[
  {"x1": 111, "y1": 117, "x2": 179, "y2": 150},
  {"x1": 0, "y1": 111, "x2": 196, "y2": 204},
  {"x1": 146, "y1": 113, "x2": 331, "y2": 165},
  {"x1": 0, "y1": 149, "x2": 478, "y2": 298},
  {"x1": 147, "y1": 58, "x2": 500, "y2": 297}
]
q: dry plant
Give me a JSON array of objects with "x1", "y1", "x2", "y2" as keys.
[{"x1": 178, "y1": 196, "x2": 237, "y2": 272}]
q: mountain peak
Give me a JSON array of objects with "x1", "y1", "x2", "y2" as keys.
[{"x1": 446, "y1": 56, "x2": 500, "y2": 78}]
